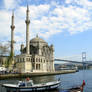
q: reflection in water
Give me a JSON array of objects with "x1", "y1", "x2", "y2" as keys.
[{"x1": 32, "y1": 76, "x2": 56, "y2": 84}]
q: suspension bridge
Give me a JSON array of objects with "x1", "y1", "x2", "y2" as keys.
[{"x1": 54, "y1": 52, "x2": 92, "y2": 65}]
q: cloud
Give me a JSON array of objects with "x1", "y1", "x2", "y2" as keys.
[
  {"x1": 0, "y1": 10, "x2": 11, "y2": 40},
  {"x1": 30, "y1": 4, "x2": 50, "y2": 19},
  {"x1": 1, "y1": 0, "x2": 92, "y2": 54},
  {"x1": 51, "y1": 2, "x2": 92, "y2": 34},
  {"x1": 65, "y1": 0, "x2": 92, "y2": 9},
  {"x1": 3, "y1": 0, "x2": 18, "y2": 9}
]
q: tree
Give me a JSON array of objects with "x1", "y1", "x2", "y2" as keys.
[
  {"x1": 5, "y1": 52, "x2": 13, "y2": 68},
  {"x1": 0, "y1": 42, "x2": 15, "y2": 68},
  {"x1": 0, "y1": 43, "x2": 10, "y2": 56},
  {"x1": 0, "y1": 43, "x2": 10, "y2": 68}
]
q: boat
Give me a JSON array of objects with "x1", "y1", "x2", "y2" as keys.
[
  {"x1": 68, "y1": 86, "x2": 82, "y2": 92},
  {"x1": 60, "y1": 87, "x2": 82, "y2": 92},
  {"x1": 60, "y1": 80, "x2": 86, "y2": 92},
  {"x1": 2, "y1": 78, "x2": 61, "y2": 92}
]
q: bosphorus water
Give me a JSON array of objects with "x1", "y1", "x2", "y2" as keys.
[{"x1": 0, "y1": 70, "x2": 92, "y2": 92}]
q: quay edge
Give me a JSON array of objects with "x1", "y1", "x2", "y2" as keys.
[{"x1": 0, "y1": 70, "x2": 77, "y2": 80}]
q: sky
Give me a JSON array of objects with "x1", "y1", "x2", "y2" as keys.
[{"x1": 0, "y1": 0, "x2": 92, "y2": 61}]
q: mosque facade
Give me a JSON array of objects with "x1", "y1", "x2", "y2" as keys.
[{"x1": 14, "y1": 6, "x2": 55, "y2": 73}]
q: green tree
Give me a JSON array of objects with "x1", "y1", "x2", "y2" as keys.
[
  {"x1": 5, "y1": 51, "x2": 14, "y2": 68},
  {"x1": 0, "y1": 43, "x2": 9, "y2": 56},
  {"x1": 0, "y1": 43, "x2": 11, "y2": 68}
]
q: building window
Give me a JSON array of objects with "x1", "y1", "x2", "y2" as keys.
[
  {"x1": 33, "y1": 58, "x2": 35, "y2": 62},
  {"x1": 26, "y1": 58, "x2": 30, "y2": 61},
  {"x1": 18, "y1": 58, "x2": 20, "y2": 62},
  {"x1": 18, "y1": 58, "x2": 19, "y2": 62},
  {"x1": 36, "y1": 64, "x2": 38, "y2": 70},
  {"x1": 39, "y1": 64, "x2": 40, "y2": 70},
  {"x1": 36, "y1": 58, "x2": 38, "y2": 62},
  {"x1": 23, "y1": 58, "x2": 24, "y2": 62},
  {"x1": 33, "y1": 64, "x2": 34, "y2": 69},
  {"x1": 41, "y1": 59, "x2": 42, "y2": 62},
  {"x1": 36, "y1": 64, "x2": 40, "y2": 70},
  {"x1": 20, "y1": 58, "x2": 21, "y2": 62},
  {"x1": 42, "y1": 52, "x2": 43, "y2": 55}
]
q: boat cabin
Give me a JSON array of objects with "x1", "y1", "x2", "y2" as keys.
[{"x1": 18, "y1": 80, "x2": 34, "y2": 87}]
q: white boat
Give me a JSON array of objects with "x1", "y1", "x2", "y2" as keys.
[{"x1": 2, "y1": 79, "x2": 61, "y2": 92}]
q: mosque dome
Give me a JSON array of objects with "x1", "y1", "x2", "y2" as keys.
[{"x1": 30, "y1": 35, "x2": 47, "y2": 43}]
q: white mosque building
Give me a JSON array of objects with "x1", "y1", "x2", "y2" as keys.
[{"x1": 14, "y1": 6, "x2": 55, "y2": 73}]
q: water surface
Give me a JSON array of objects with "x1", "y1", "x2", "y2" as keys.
[{"x1": 0, "y1": 70, "x2": 92, "y2": 92}]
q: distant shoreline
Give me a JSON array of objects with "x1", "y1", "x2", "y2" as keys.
[{"x1": 0, "y1": 70, "x2": 77, "y2": 80}]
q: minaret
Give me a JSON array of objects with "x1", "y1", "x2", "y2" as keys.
[
  {"x1": 10, "y1": 11, "x2": 15, "y2": 59},
  {"x1": 25, "y1": 5, "x2": 30, "y2": 54}
]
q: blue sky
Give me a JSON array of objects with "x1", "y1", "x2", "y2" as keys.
[{"x1": 0, "y1": 0, "x2": 92, "y2": 61}]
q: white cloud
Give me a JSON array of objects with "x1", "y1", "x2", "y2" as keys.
[
  {"x1": 65, "y1": 0, "x2": 92, "y2": 9},
  {"x1": 30, "y1": 4, "x2": 50, "y2": 19},
  {"x1": 75, "y1": 0, "x2": 92, "y2": 9},
  {"x1": 1, "y1": 0, "x2": 92, "y2": 54},
  {"x1": 40, "y1": 29, "x2": 61, "y2": 39},
  {"x1": 0, "y1": 10, "x2": 11, "y2": 39},
  {"x1": 51, "y1": 4, "x2": 92, "y2": 34},
  {"x1": 65, "y1": 0, "x2": 73, "y2": 4},
  {"x1": 4, "y1": 0, "x2": 18, "y2": 9}
]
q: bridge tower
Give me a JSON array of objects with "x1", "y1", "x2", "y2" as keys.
[{"x1": 82, "y1": 52, "x2": 87, "y2": 70}]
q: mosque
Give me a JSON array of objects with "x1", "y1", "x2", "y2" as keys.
[{"x1": 9, "y1": 6, "x2": 55, "y2": 73}]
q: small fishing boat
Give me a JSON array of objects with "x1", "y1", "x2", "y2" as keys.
[
  {"x1": 68, "y1": 86, "x2": 82, "y2": 92},
  {"x1": 60, "y1": 87, "x2": 82, "y2": 92},
  {"x1": 2, "y1": 78, "x2": 61, "y2": 92},
  {"x1": 60, "y1": 80, "x2": 86, "y2": 92}
]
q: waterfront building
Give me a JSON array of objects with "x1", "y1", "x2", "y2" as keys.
[
  {"x1": 15, "y1": 35, "x2": 55, "y2": 73},
  {"x1": 15, "y1": 6, "x2": 55, "y2": 73},
  {"x1": 0, "y1": 5, "x2": 55, "y2": 73}
]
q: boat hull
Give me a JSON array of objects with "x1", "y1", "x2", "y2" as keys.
[{"x1": 3, "y1": 81, "x2": 60, "y2": 92}]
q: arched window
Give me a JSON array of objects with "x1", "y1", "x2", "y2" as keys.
[
  {"x1": 39, "y1": 64, "x2": 40, "y2": 70},
  {"x1": 42, "y1": 52, "x2": 43, "y2": 56},
  {"x1": 36, "y1": 58, "x2": 38, "y2": 62},
  {"x1": 36, "y1": 64, "x2": 37, "y2": 70},
  {"x1": 36, "y1": 64, "x2": 39, "y2": 70},
  {"x1": 31, "y1": 58, "x2": 32, "y2": 62},
  {"x1": 41, "y1": 59, "x2": 42, "y2": 62},
  {"x1": 39, "y1": 58, "x2": 40, "y2": 62},
  {"x1": 33, "y1": 58, "x2": 35, "y2": 62}
]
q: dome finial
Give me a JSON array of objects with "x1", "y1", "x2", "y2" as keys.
[{"x1": 36, "y1": 34, "x2": 38, "y2": 38}]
